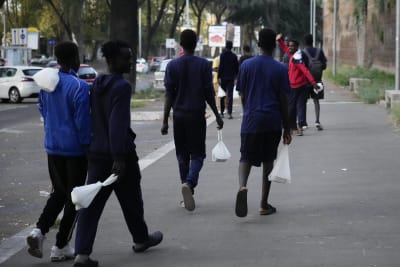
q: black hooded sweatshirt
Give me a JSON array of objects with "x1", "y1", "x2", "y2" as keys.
[{"x1": 88, "y1": 74, "x2": 136, "y2": 161}]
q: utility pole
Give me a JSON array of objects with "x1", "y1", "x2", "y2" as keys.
[
  {"x1": 332, "y1": 0, "x2": 337, "y2": 76},
  {"x1": 396, "y1": 0, "x2": 400, "y2": 90},
  {"x1": 138, "y1": 8, "x2": 142, "y2": 59},
  {"x1": 312, "y1": 0, "x2": 316, "y2": 46},
  {"x1": 310, "y1": 0, "x2": 316, "y2": 46}
]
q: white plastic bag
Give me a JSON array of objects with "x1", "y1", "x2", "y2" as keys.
[
  {"x1": 269, "y1": 145, "x2": 291, "y2": 183},
  {"x1": 217, "y1": 86, "x2": 226, "y2": 97},
  {"x1": 71, "y1": 174, "x2": 118, "y2": 210},
  {"x1": 32, "y1": 68, "x2": 59, "y2": 92},
  {"x1": 211, "y1": 130, "x2": 231, "y2": 162}
]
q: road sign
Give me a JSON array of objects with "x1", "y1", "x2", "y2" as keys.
[
  {"x1": 11, "y1": 28, "x2": 27, "y2": 46},
  {"x1": 49, "y1": 39, "x2": 56, "y2": 46},
  {"x1": 166, "y1": 38, "x2": 175, "y2": 49}
]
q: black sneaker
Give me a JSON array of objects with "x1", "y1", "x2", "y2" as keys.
[
  {"x1": 316, "y1": 123, "x2": 324, "y2": 131},
  {"x1": 73, "y1": 258, "x2": 98, "y2": 267},
  {"x1": 228, "y1": 114, "x2": 233, "y2": 119},
  {"x1": 133, "y1": 231, "x2": 163, "y2": 253}
]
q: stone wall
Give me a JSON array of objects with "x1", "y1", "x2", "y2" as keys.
[{"x1": 323, "y1": 0, "x2": 396, "y2": 73}]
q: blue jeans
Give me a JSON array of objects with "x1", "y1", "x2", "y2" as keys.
[
  {"x1": 173, "y1": 113, "x2": 206, "y2": 188},
  {"x1": 288, "y1": 85, "x2": 308, "y2": 129}
]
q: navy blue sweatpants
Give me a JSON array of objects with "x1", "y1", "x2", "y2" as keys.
[
  {"x1": 75, "y1": 153, "x2": 149, "y2": 255},
  {"x1": 288, "y1": 85, "x2": 308, "y2": 129}
]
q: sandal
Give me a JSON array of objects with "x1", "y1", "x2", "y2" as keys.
[
  {"x1": 235, "y1": 187, "x2": 248, "y2": 217},
  {"x1": 259, "y1": 204, "x2": 276, "y2": 216}
]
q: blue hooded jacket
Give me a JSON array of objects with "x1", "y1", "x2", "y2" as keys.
[
  {"x1": 38, "y1": 70, "x2": 91, "y2": 156},
  {"x1": 88, "y1": 74, "x2": 136, "y2": 161}
]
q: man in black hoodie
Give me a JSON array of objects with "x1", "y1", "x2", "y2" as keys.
[
  {"x1": 73, "y1": 40, "x2": 162, "y2": 267},
  {"x1": 218, "y1": 40, "x2": 239, "y2": 119}
]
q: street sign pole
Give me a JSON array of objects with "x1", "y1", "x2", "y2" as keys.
[{"x1": 332, "y1": 0, "x2": 337, "y2": 76}]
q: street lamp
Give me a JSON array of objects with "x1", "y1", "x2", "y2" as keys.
[{"x1": 185, "y1": 0, "x2": 190, "y2": 27}]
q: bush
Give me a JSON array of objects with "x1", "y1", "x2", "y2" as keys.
[
  {"x1": 391, "y1": 104, "x2": 400, "y2": 128},
  {"x1": 325, "y1": 65, "x2": 394, "y2": 103},
  {"x1": 133, "y1": 89, "x2": 163, "y2": 100}
]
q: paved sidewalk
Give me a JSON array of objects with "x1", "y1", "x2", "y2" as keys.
[{"x1": 2, "y1": 83, "x2": 400, "y2": 266}]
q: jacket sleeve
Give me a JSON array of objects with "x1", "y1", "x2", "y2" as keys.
[
  {"x1": 320, "y1": 49, "x2": 327, "y2": 70},
  {"x1": 109, "y1": 82, "x2": 132, "y2": 161},
  {"x1": 298, "y1": 63, "x2": 316, "y2": 86},
  {"x1": 217, "y1": 54, "x2": 223, "y2": 79},
  {"x1": 278, "y1": 39, "x2": 291, "y2": 56},
  {"x1": 204, "y1": 62, "x2": 215, "y2": 103},
  {"x1": 73, "y1": 81, "x2": 91, "y2": 146}
]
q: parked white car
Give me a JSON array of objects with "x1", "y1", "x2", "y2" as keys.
[
  {"x1": 136, "y1": 58, "x2": 149, "y2": 73},
  {"x1": 153, "y1": 59, "x2": 172, "y2": 89},
  {"x1": 0, "y1": 66, "x2": 43, "y2": 103}
]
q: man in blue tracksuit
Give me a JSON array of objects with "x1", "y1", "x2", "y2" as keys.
[
  {"x1": 74, "y1": 40, "x2": 162, "y2": 267},
  {"x1": 27, "y1": 41, "x2": 90, "y2": 262}
]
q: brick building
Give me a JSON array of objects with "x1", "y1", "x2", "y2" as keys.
[{"x1": 323, "y1": 0, "x2": 396, "y2": 73}]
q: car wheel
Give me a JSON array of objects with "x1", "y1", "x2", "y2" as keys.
[{"x1": 9, "y1": 87, "x2": 22, "y2": 103}]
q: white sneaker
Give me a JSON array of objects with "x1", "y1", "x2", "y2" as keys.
[
  {"x1": 27, "y1": 228, "x2": 45, "y2": 258},
  {"x1": 50, "y1": 243, "x2": 75, "y2": 262}
]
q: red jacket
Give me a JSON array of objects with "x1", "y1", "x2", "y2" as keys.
[{"x1": 278, "y1": 39, "x2": 315, "y2": 89}]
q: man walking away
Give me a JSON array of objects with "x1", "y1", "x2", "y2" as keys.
[
  {"x1": 303, "y1": 34, "x2": 327, "y2": 130},
  {"x1": 239, "y1": 45, "x2": 253, "y2": 66},
  {"x1": 235, "y1": 29, "x2": 292, "y2": 218},
  {"x1": 161, "y1": 29, "x2": 224, "y2": 212},
  {"x1": 218, "y1": 40, "x2": 239, "y2": 119},
  {"x1": 74, "y1": 40, "x2": 162, "y2": 267},
  {"x1": 27, "y1": 41, "x2": 90, "y2": 262}
]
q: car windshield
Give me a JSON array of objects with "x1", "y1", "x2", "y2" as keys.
[
  {"x1": 78, "y1": 67, "x2": 96, "y2": 77},
  {"x1": 23, "y1": 69, "x2": 42, "y2": 76}
]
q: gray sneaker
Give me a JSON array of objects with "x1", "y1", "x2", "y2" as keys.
[{"x1": 27, "y1": 228, "x2": 45, "y2": 258}]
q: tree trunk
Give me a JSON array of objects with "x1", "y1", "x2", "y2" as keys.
[
  {"x1": 169, "y1": 0, "x2": 186, "y2": 38},
  {"x1": 110, "y1": 0, "x2": 138, "y2": 89},
  {"x1": 145, "y1": 0, "x2": 169, "y2": 59}
]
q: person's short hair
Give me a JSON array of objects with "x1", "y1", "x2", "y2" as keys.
[
  {"x1": 258, "y1": 28, "x2": 276, "y2": 51},
  {"x1": 101, "y1": 40, "x2": 131, "y2": 61},
  {"x1": 289, "y1": 39, "x2": 299, "y2": 47},
  {"x1": 225, "y1": 40, "x2": 233, "y2": 50},
  {"x1": 55, "y1": 41, "x2": 79, "y2": 64},
  {"x1": 304, "y1": 34, "x2": 313, "y2": 46},
  {"x1": 180, "y1": 29, "x2": 197, "y2": 51},
  {"x1": 243, "y1": 45, "x2": 251, "y2": 53}
]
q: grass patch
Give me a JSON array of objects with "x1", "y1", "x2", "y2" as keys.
[
  {"x1": 133, "y1": 89, "x2": 163, "y2": 100},
  {"x1": 391, "y1": 104, "x2": 400, "y2": 128},
  {"x1": 325, "y1": 65, "x2": 394, "y2": 103},
  {"x1": 131, "y1": 100, "x2": 147, "y2": 108}
]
